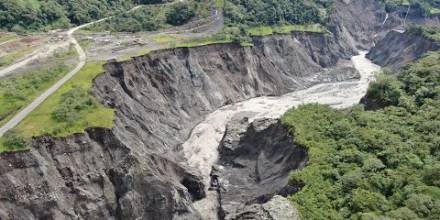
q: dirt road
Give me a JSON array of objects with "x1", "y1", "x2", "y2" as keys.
[
  {"x1": 0, "y1": 20, "x2": 98, "y2": 136},
  {"x1": 0, "y1": 6, "x2": 222, "y2": 137}
]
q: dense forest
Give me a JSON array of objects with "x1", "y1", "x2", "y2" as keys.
[
  {"x1": 384, "y1": 0, "x2": 440, "y2": 15},
  {"x1": 0, "y1": 0, "x2": 166, "y2": 32},
  {"x1": 87, "y1": 0, "x2": 209, "y2": 33},
  {"x1": 88, "y1": 0, "x2": 331, "y2": 33},
  {"x1": 224, "y1": 0, "x2": 330, "y2": 26},
  {"x1": 282, "y1": 51, "x2": 440, "y2": 219},
  {"x1": 408, "y1": 25, "x2": 440, "y2": 41}
]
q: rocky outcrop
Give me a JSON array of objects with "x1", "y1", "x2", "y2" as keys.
[
  {"x1": 0, "y1": 128, "x2": 205, "y2": 220},
  {"x1": 212, "y1": 117, "x2": 307, "y2": 220},
  {"x1": 225, "y1": 196, "x2": 300, "y2": 220},
  {"x1": 5, "y1": 0, "x2": 436, "y2": 218},
  {"x1": 328, "y1": 0, "x2": 439, "y2": 51},
  {"x1": 0, "y1": 32, "x2": 356, "y2": 220},
  {"x1": 329, "y1": 0, "x2": 387, "y2": 50},
  {"x1": 367, "y1": 31, "x2": 440, "y2": 70}
]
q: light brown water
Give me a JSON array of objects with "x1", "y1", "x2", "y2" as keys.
[{"x1": 182, "y1": 51, "x2": 381, "y2": 219}]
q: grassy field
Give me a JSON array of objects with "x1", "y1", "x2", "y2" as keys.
[
  {"x1": 0, "y1": 33, "x2": 18, "y2": 44},
  {"x1": 14, "y1": 61, "x2": 114, "y2": 139},
  {"x1": 0, "y1": 63, "x2": 72, "y2": 125},
  {"x1": 246, "y1": 24, "x2": 327, "y2": 36},
  {"x1": 0, "y1": 46, "x2": 36, "y2": 67},
  {"x1": 0, "y1": 47, "x2": 77, "y2": 126},
  {"x1": 0, "y1": 60, "x2": 114, "y2": 154}
]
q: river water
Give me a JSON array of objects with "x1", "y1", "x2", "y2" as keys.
[{"x1": 182, "y1": 51, "x2": 381, "y2": 219}]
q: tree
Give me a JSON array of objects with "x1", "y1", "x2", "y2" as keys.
[{"x1": 166, "y1": 2, "x2": 195, "y2": 26}]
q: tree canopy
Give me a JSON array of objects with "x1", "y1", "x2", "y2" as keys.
[
  {"x1": 0, "y1": 0, "x2": 137, "y2": 32},
  {"x1": 282, "y1": 52, "x2": 440, "y2": 219}
]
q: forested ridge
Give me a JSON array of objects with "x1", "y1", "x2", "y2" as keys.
[
  {"x1": 223, "y1": 0, "x2": 332, "y2": 26},
  {"x1": 0, "y1": 0, "x2": 332, "y2": 32},
  {"x1": 282, "y1": 52, "x2": 440, "y2": 219},
  {"x1": 0, "y1": 0, "x2": 166, "y2": 32}
]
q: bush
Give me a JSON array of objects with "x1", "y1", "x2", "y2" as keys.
[
  {"x1": 366, "y1": 73, "x2": 403, "y2": 107},
  {"x1": 2, "y1": 131, "x2": 27, "y2": 151},
  {"x1": 283, "y1": 52, "x2": 440, "y2": 219},
  {"x1": 52, "y1": 87, "x2": 97, "y2": 123},
  {"x1": 166, "y1": 2, "x2": 195, "y2": 26}
]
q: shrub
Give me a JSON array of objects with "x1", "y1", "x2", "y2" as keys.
[
  {"x1": 166, "y1": 2, "x2": 195, "y2": 26},
  {"x1": 52, "y1": 87, "x2": 97, "y2": 123},
  {"x1": 2, "y1": 131, "x2": 27, "y2": 151}
]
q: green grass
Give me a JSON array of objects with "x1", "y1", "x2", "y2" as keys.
[
  {"x1": 0, "y1": 130, "x2": 30, "y2": 153},
  {"x1": 408, "y1": 25, "x2": 440, "y2": 42},
  {"x1": 246, "y1": 24, "x2": 327, "y2": 36},
  {"x1": 431, "y1": 7, "x2": 440, "y2": 15},
  {"x1": 15, "y1": 61, "x2": 114, "y2": 138},
  {"x1": 0, "y1": 47, "x2": 77, "y2": 126},
  {"x1": 0, "y1": 33, "x2": 18, "y2": 44},
  {"x1": 215, "y1": 0, "x2": 225, "y2": 9},
  {"x1": 150, "y1": 34, "x2": 188, "y2": 44},
  {"x1": 0, "y1": 46, "x2": 36, "y2": 67},
  {"x1": 85, "y1": 2, "x2": 174, "y2": 33},
  {"x1": 150, "y1": 32, "x2": 233, "y2": 47}
]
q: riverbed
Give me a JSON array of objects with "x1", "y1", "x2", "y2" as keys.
[{"x1": 182, "y1": 51, "x2": 381, "y2": 219}]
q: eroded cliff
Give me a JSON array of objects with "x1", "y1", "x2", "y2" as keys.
[
  {"x1": 367, "y1": 31, "x2": 440, "y2": 70},
  {"x1": 1, "y1": 0, "x2": 435, "y2": 219},
  {"x1": 213, "y1": 117, "x2": 306, "y2": 220},
  {"x1": 0, "y1": 32, "x2": 358, "y2": 219}
]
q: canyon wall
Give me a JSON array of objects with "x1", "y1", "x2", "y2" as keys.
[
  {"x1": 367, "y1": 31, "x2": 440, "y2": 70},
  {"x1": 2, "y1": 0, "x2": 436, "y2": 219},
  {"x1": 0, "y1": 32, "x2": 357, "y2": 220}
]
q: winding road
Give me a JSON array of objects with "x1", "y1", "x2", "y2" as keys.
[
  {"x1": 0, "y1": 4, "x2": 222, "y2": 137},
  {"x1": 182, "y1": 51, "x2": 381, "y2": 219},
  {"x1": 0, "y1": 18, "x2": 107, "y2": 137}
]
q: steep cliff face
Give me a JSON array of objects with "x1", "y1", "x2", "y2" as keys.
[
  {"x1": 4, "y1": 0, "x2": 434, "y2": 218},
  {"x1": 329, "y1": 0, "x2": 386, "y2": 50},
  {"x1": 367, "y1": 31, "x2": 440, "y2": 70},
  {"x1": 328, "y1": 0, "x2": 439, "y2": 51},
  {"x1": 0, "y1": 128, "x2": 205, "y2": 220},
  {"x1": 0, "y1": 32, "x2": 357, "y2": 219},
  {"x1": 212, "y1": 117, "x2": 306, "y2": 220}
]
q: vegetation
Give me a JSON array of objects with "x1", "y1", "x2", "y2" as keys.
[
  {"x1": 246, "y1": 24, "x2": 326, "y2": 36},
  {"x1": 0, "y1": 131, "x2": 28, "y2": 153},
  {"x1": 0, "y1": 32, "x2": 17, "y2": 43},
  {"x1": 384, "y1": 0, "x2": 440, "y2": 16},
  {"x1": 87, "y1": 0, "x2": 209, "y2": 33},
  {"x1": 15, "y1": 62, "x2": 114, "y2": 138},
  {"x1": 166, "y1": 1, "x2": 196, "y2": 26},
  {"x1": 0, "y1": 0, "x2": 140, "y2": 32},
  {"x1": 219, "y1": 0, "x2": 335, "y2": 44},
  {"x1": 282, "y1": 52, "x2": 440, "y2": 219},
  {"x1": 407, "y1": 25, "x2": 440, "y2": 42},
  {"x1": 51, "y1": 87, "x2": 98, "y2": 124},
  {"x1": 224, "y1": 0, "x2": 329, "y2": 27},
  {"x1": 0, "y1": 46, "x2": 36, "y2": 67},
  {"x1": 0, "y1": 51, "x2": 75, "y2": 126}
]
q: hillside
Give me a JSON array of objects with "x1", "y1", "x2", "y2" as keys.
[
  {"x1": 283, "y1": 52, "x2": 440, "y2": 220},
  {"x1": 0, "y1": 0, "x2": 439, "y2": 219},
  {"x1": 0, "y1": 0, "x2": 144, "y2": 31}
]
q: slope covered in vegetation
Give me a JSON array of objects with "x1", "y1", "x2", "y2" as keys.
[
  {"x1": 282, "y1": 52, "x2": 440, "y2": 219},
  {"x1": 87, "y1": 0, "x2": 333, "y2": 34},
  {"x1": 86, "y1": 0, "x2": 210, "y2": 32},
  {"x1": 0, "y1": 0, "x2": 161, "y2": 32},
  {"x1": 384, "y1": 0, "x2": 440, "y2": 15}
]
